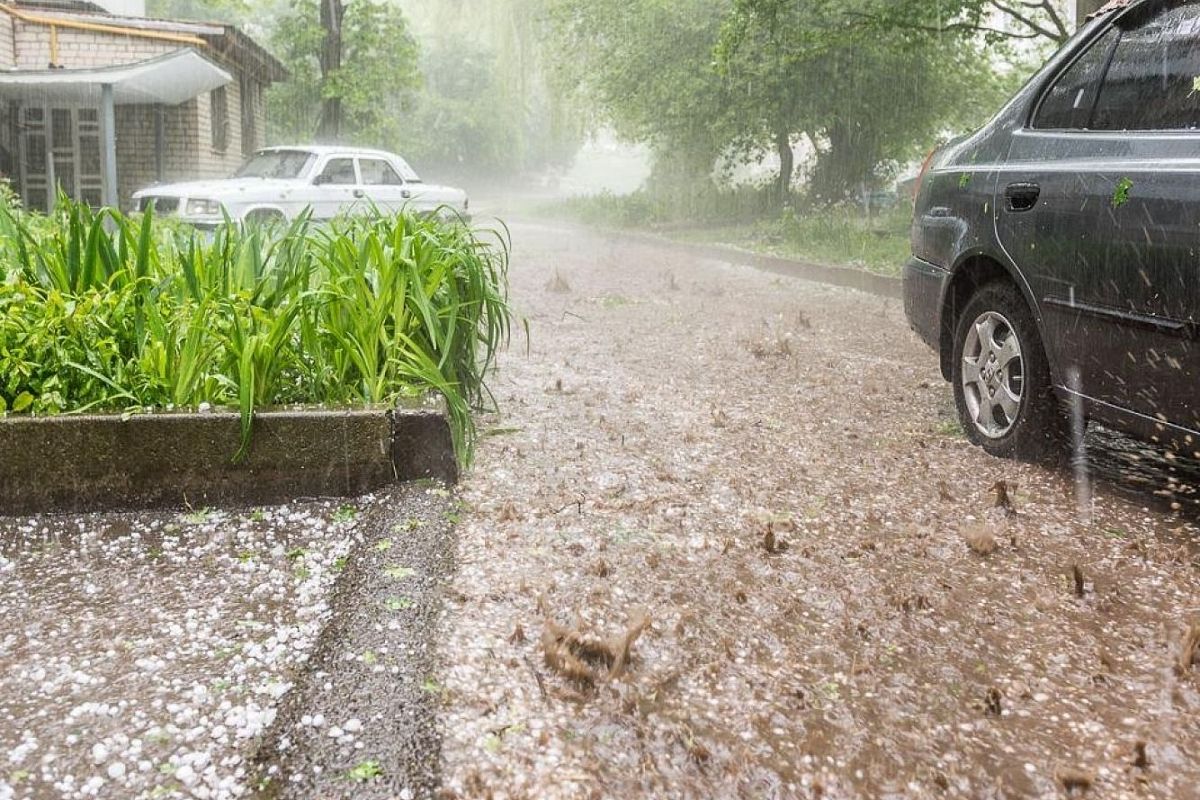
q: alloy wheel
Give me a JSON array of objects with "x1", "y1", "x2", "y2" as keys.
[{"x1": 960, "y1": 310, "x2": 1025, "y2": 440}]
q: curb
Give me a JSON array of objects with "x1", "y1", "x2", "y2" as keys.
[
  {"x1": 622, "y1": 230, "x2": 903, "y2": 299},
  {"x1": 519, "y1": 216, "x2": 904, "y2": 299},
  {"x1": 0, "y1": 402, "x2": 457, "y2": 516}
]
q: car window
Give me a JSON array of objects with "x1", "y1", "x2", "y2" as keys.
[
  {"x1": 358, "y1": 159, "x2": 405, "y2": 186},
  {"x1": 393, "y1": 156, "x2": 422, "y2": 183},
  {"x1": 1033, "y1": 26, "x2": 1120, "y2": 129},
  {"x1": 1092, "y1": 3, "x2": 1200, "y2": 130},
  {"x1": 316, "y1": 158, "x2": 357, "y2": 185},
  {"x1": 236, "y1": 150, "x2": 315, "y2": 179}
]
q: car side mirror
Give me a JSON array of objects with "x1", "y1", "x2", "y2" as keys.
[{"x1": 312, "y1": 174, "x2": 329, "y2": 186}]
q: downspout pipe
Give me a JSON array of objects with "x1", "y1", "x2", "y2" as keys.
[{"x1": 0, "y1": 3, "x2": 207, "y2": 48}]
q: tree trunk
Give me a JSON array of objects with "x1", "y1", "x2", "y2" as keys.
[
  {"x1": 775, "y1": 129, "x2": 794, "y2": 208},
  {"x1": 316, "y1": 0, "x2": 345, "y2": 142}
]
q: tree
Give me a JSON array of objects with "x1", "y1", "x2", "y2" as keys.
[
  {"x1": 718, "y1": 0, "x2": 1013, "y2": 202},
  {"x1": 268, "y1": 0, "x2": 421, "y2": 147},
  {"x1": 398, "y1": 0, "x2": 582, "y2": 176},
  {"x1": 732, "y1": 0, "x2": 1072, "y2": 46},
  {"x1": 316, "y1": 0, "x2": 345, "y2": 140},
  {"x1": 398, "y1": 42, "x2": 525, "y2": 176},
  {"x1": 543, "y1": 0, "x2": 743, "y2": 180}
]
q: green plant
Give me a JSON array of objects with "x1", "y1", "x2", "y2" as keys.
[
  {"x1": 384, "y1": 595, "x2": 413, "y2": 611},
  {"x1": 0, "y1": 197, "x2": 510, "y2": 466},
  {"x1": 1112, "y1": 177, "x2": 1134, "y2": 209},
  {"x1": 345, "y1": 760, "x2": 383, "y2": 782}
]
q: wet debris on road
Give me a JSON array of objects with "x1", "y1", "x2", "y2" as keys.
[
  {"x1": 1177, "y1": 620, "x2": 1200, "y2": 676},
  {"x1": 437, "y1": 223, "x2": 1200, "y2": 799},
  {"x1": 963, "y1": 522, "x2": 999, "y2": 555},
  {"x1": 540, "y1": 603, "x2": 650, "y2": 687}
]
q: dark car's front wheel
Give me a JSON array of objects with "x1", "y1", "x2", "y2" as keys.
[{"x1": 951, "y1": 282, "x2": 1064, "y2": 460}]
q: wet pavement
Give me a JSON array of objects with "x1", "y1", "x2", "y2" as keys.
[
  {"x1": 253, "y1": 482, "x2": 454, "y2": 799},
  {"x1": 0, "y1": 485, "x2": 454, "y2": 800},
  {"x1": 438, "y1": 219, "x2": 1200, "y2": 799},
  {"x1": 3, "y1": 218, "x2": 1200, "y2": 799}
]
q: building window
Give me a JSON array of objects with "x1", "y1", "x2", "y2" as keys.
[
  {"x1": 240, "y1": 76, "x2": 258, "y2": 157},
  {"x1": 211, "y1": 86, "x2": 228, "y2": 152}
]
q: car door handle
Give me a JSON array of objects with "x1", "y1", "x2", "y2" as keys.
[
  {"x1": 1004, "y1": 182, "x2": 1040, "y2": 212},
  {"x1": 352, "y1": 189, "x2": 365, "y2": 199}
]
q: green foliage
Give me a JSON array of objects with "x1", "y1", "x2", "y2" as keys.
[
  {"x1": 0, "y1": 197, "x2": 510, "y2": 466},
  {"x1": 268, "y1": 0, "x2": 421, "y2": 147},
  {"x1": 345, "y1": 761, "x2": 383, "y2": 782},
  {"x1": 145, "y1": 0, "x2": 250, "y2": 23},
  {"x1": 717, "y1": 0, "x2": 1018, "y2": 202},
  {"x1": 1112, "y1": 177, "x2": 1134, "y2": 209},
  {"x1": 545, "y1": 0, "x2": 1027, "y2": 206},
  {"x1": 545, "y1": 0, "x2": 736, "y2": 171},
  {"x1": 399, "y1": 42, "x2": 526, "y2": 176},
  {"x1": 397, "y1": 0, "x2": 582, "y2": 177},
  {"x1": 809, "y1": 0, "x2": 1072, "y2": 46},
  {"x1": 550, "y1": 190, "x2": 911, "y2": 276}
]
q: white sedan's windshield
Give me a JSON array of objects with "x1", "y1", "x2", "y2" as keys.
[{"x1": 236, "y1": 150, "x2": 316, "y2": 179}]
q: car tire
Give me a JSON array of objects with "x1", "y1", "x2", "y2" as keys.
[{"x1": 951, "y1": 280, "x2": 1065, "y2": 461}]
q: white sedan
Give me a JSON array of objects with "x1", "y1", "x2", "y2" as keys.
[{"x1": 132, "y1": 146, "x2": 469, "y2": 226}]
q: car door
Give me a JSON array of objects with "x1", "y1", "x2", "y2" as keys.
[
  {"x1": 995, "y1": 24, "x2": 1122, "y2": 394},
  {"x1": 356, "y1": 157, "x2": 412, "y2": 215},
  {"x1": 1058, "y1": 3, "x2": 1200, "y2": 433},
  {"x1": 301, "y1": 156, "x2": 359, "y2": 219},
  {"x1": 389, "y1": 155, "x2": 435, "y2": 214}
]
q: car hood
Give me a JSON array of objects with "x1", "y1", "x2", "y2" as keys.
[{"x1": 133, "y1": 177, "x2": 299, "y2": 199}]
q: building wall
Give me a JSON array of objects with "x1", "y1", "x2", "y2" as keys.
[
  {"x1": 115, "y1": 73, "x2": 271, "y2": 204},
  {"x1": 0, "y1": 15, "x2": 15, "y2": 69},
  {"x1": 13, "y1": 23, "x2": 176, "y2": 70},
  {"x1": 115, "y1": 100, "x2": 199, "y2": 207},
  {"x1": 193, "y1": 78, "x2": 245, "y2": 179}
]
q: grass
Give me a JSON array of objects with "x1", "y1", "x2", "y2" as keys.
[
  {"x1": 546, "y1": 189, "x2": 911, "y2": 277},
  {"x1": 0, "y1": 192, "x2": 510, "y2": 465}
]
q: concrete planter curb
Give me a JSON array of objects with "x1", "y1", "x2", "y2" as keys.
[{"x1": 0, "y1": 401, "x2": 457, "y2": 515}]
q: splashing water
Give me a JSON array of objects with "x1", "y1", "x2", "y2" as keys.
[{"x1": 1067, "y1": 366, "x2": 1093, "y2": 525}]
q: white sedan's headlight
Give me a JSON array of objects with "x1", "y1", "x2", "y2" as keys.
[{"x1": 185, "y1": 198, "x2": 222, "y2": 216}]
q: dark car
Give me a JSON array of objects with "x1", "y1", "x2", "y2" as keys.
[{"x1": 905, "y1": 0, "x2": 1200, "y2": 460}]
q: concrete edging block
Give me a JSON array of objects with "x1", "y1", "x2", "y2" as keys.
[{"x1": 0, "y1": 401, "x2": 457, "y2": 515}]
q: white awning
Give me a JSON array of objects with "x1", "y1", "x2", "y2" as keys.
[{"x1": 0, "y1": 49, "x2": 231, "y2": 105}]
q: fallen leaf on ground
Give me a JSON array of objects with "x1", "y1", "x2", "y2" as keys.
[{"x1": 963, "y1": 524, "x2": 998, "y2": 556}]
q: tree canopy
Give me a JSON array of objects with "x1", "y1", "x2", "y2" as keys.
[{"x1": 544, "y1": 0, "x2": 1021, "y2": 203}]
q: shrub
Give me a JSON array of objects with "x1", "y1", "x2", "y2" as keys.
[{"x1": 0, "y1": 199, "x2": 510, "y2": 465}]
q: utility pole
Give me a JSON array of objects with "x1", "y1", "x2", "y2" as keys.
[{"x1": 1075, "y1": 0, "x2": 1107, "y2": 26}]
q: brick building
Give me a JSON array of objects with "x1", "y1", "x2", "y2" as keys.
[{"x1": 0, "y1": 0, "x2": 286, "y2": 210}]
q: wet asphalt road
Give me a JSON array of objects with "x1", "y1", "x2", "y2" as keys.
[{"x1": 437, "y1": 218, "x2": 1200, "y2": 799}]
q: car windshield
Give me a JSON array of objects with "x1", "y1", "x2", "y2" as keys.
[{"x1": 235, "y1": 150, "x2": 315, "y2": 179}]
